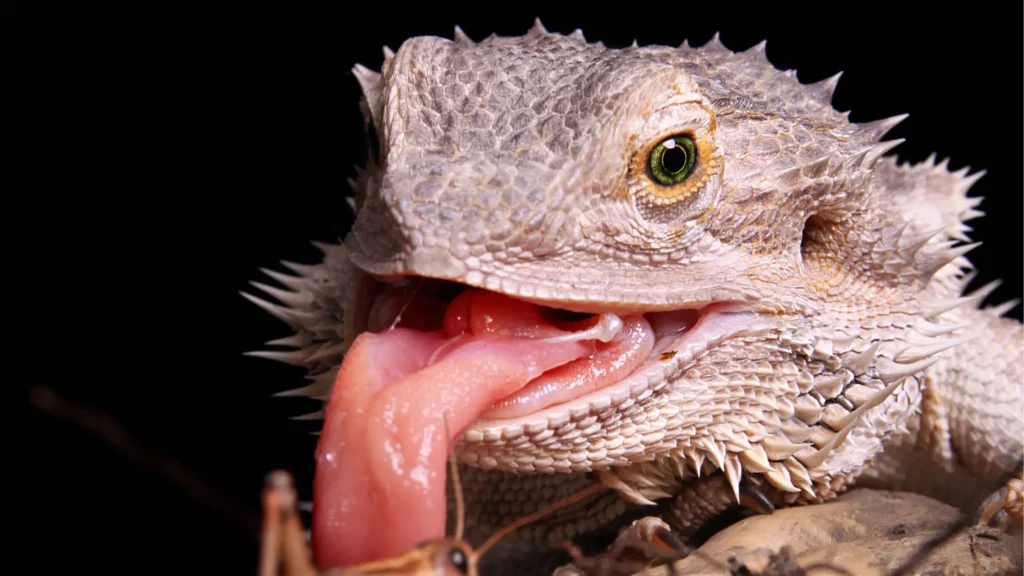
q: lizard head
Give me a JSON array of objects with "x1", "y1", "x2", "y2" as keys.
[{"x1": 245, "y1": 22, "x2": 992, "y2": 564}]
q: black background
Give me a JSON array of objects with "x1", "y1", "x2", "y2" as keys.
[{"x1": 25, "y1": 4, "x2": 1021, "y2": 574}]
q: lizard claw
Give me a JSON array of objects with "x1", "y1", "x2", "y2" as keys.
[
  {"x1": 553, "y1": 517, "x2": 692, "y2": 576},
  {"x1": 974, "y1": 476, "x2": 1023, "y2": 531}
]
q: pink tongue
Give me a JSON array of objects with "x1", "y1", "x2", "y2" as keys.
[{"x1": 312, "y1": 289, "x2": 596, "y2": 568}]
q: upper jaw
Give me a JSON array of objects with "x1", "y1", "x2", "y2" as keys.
[{"x1": 347, "y1": 245, "x2": 763, "y2": 316}]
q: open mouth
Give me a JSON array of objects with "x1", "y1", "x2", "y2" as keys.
[{"x1": 310, "y1": 270, "x2": 755, "y2": 568}]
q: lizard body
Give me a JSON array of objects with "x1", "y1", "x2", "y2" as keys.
[{"x1": 244, "y1": 21, "x2": 1023, "y2": 571}]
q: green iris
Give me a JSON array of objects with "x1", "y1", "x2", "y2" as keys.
[{"x1": 648, "y1": 135, "x2": 697, "y2": 186}]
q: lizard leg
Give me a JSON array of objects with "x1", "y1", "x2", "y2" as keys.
[
  {"x1": 553, "y1": 517, "x2": 691, "y2": 576},
  {"x1": 974, "y1": 464, "x2": 1023, "y2": 530},
  {"x1": 667, "y1": 474, "x2": 777, "y2": 538},
  {"x1": 553, "y1": 476, "x2": 778, "y2": 576}
]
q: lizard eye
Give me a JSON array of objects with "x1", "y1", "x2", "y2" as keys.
[
  {"x1": 648, "y1": 134, "x2": 697, "y2": 186},
  {"x1": 630, "y1": 128, "x2": 722, "y2": 224}
]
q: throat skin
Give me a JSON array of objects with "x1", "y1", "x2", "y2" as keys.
[{"x1": 243, "y1": 20, "x2": 1024, "y2": 571}]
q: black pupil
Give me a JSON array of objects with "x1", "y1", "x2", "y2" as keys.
[{"x1": 662, "y1": 145, "x2": 687, "y2": 174}]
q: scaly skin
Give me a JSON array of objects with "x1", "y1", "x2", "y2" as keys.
[{"x1": 243, "y1": 21, "x2": 1023, "y2": 566}]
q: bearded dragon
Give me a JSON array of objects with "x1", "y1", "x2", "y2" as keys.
[{"x1": 242, "y1": 20, "x2": 1023, "y2": 573}]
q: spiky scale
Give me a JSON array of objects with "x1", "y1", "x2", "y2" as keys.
[
  {"x1": 894, "y1": 337, "x2": 970, "y2": 364},
  {"x1": 240, "y1": 292, "x2": 316, "y2": 327},
  {"x1": 989, "y1": 299, "x2": 1022, "y2": 318},
  {"x1": 259, "y1": 267, "x2": 309, "y2": 292},
  {"x1": 452, "y1": 25, "x2": 473, "y2": 45},
  {"x1": 723, "y1": 453, "x2": 743, "y2": 503},
  {"x1": 858, "y1": 113, "x2": 909, "y2": 140}
]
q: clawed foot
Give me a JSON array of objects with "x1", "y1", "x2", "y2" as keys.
[
  {"x1": 553, "y1": 517, "x2": 692, "y2": 576},
  {"x1": 974, "y1": 475, "x2": 1023, "y2": 532}
]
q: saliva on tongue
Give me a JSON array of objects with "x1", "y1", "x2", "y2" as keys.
[{"x1": 312, "y1": 289, "x2": 625, "y2": 568}]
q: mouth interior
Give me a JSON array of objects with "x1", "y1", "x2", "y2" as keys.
[{"x1": 312, "y1": 275, "x2": 710, "y2": 569}]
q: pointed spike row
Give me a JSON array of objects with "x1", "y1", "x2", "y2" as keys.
[
  {"x1": 723, "y1": 453, "x2": 743, "y2": 504},
  {"x1": 382, "y1": 45, "x2": 395, "y2": 60},
  {"x1": 763, "y1": 462, "x2": 800, "y2": 493},
  {"x1": 699, "y1": 438, "x2": 726, "y2": 470},
  {"x1": 291, "y1": 409, "x2": 325, "y2": 421},
  {"x1": 858, "y1": 113, "x2": 909, "y2": 140},
  {"x1": 963, "y1": 194, "x2": 984, "y2": 209},
  {"x1": 912, "y1": 318, "x2": 971, "y2": 338},
  {"x1": 240, "y1": 292, "x2": 317, "y2": 327},
  {"x1": 687, "y1": 449, "x2": 705, "y2": 477},
  {"x1": 273, "y1": 381, "x2": 328, "y2": 398},
  {"x1": 670, "y1": 450, "x2": 688, "y2": 480},
  {"x1": 639, "y1": 487, "x2": 673, "y2": 501},
  {"x1": 630, "y1": 39, "x2": 638, "y2": 48},
  {"x1": 352, "y1": 63, "x2": 382, "y2": 94},
  {"x1": 920, "y1": 280, "x2": 1000, "y2": 318},
  {"x1": 596, "y1": 470, "x2": 656, "y2": 506},
  {"x1": 780, "y1": 421, "x2": 815, "y2": 442},
  {"x1": 280, "y1": 260, "x2": 318, "y2": 277},
  {"x1": 786, "y1": 460, "x2": 815, "y2": 498},
  {"x1": 989, "y1": 298, "x2": 1022, "y2": 317},
  {"x1": 306, "y1": 341, "x2": 349, "y2": 363},
  {"x1": 926, "y1": 242, "x2": 983, "y2": 271},
  {"x1": 946, "y1": 225, "x2": 972, "y2": 243},
  {"x1": 876, "y1": 356, "x2": 940, "y2": 384},
  {"x1": 569, "y1": 29, "x2": 585, "y2": 41},
  {"x1": 763, "y1": 436, "x2": 811, "y2": 460},
  {"x1": 962, "y1": 208, "x2": 985, "y2": 220},
  {"x1": 957, "y1": 170, "x2": 986, "y2": 194},
  {"x1": 249, "y1": 281, "x2": 308, "y2": 308},
  {"x1": 453, "y1": 25, "x2": 474, "y2": 45},
  {"x1": 795, "y1": 391, "x2": 873, "y2": 470},
  {"x1": 808, "y1": 71, "x2": 843, "y2": 102},
  {"x1": 244, "y1": 349, "x2": 311, "y2": 367},
  {"x1": 899, "y1": 226, "x2": 946, "y2": 258},
  {"x1": 310, "y1": 240, "x2": 336, "y2": 254},
  {"x1": 831, "y1": 378, "x2": 905, "y2": 431},
  {"x1": 259, "y1": 267, "x2": 308, "y2": 292},
  {"x1": 529, "y1": 18, "x2": 547, "y2": 35},
  {"x1": 894, "y1": 337, "x2": 971, "y2": 364},
  {"x1": 264, "y1": 333, "x2": 311, "y2": 348},
  {"x1": 739, "y1": 445, "x2": 772, "y2": 473},
  {"x1": 969, "y1": 278, "x2": 1003, "y2": 301},
  {"x1": 863, "y1": 139, "x2": 905, "y2": 167},
  {"x1": 345, "y1": 197, "x2": 357, "y2": 211},
  {"x1": 843, "y1": 341, "x2": 881, "y2": 376}
]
